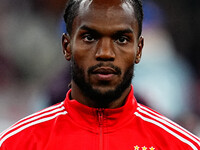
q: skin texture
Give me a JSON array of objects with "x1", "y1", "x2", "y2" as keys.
[{"x1": 62, "y1": 0, "x2": 144, "y2": 108}]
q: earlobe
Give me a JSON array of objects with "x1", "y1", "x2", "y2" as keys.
[
  {"x1": 135, "y1": 36, "x2": 144, "y2": 64},
  {"x1": 62, "y1": 33, "x2": 71, "y2": 61},
  {"x1": 135, "y1": 53, "x2": 141, "y2": 64}
]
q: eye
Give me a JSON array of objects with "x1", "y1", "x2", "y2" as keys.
[
  {"x1": 115, "y1": 36, "x2": 129, "y2": 44},
  {"x1": 82, "y1": 34, "x2": 95, "y2": 42}
]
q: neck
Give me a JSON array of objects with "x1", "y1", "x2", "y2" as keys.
[{"x1": 70, "y1": 81, "x2": 132, "y2": 109}]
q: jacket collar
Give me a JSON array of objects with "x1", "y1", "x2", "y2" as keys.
[{"x1": 63, "y1": 85, "x2": 137, "y2": 133}]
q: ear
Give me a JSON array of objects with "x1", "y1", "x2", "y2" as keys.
[
  {"x1": 62, "y1": 33, "x2": 71, "y2": 61},
  {"x1": 135, "y1": 36, "x2": 144, "y2": 64}
]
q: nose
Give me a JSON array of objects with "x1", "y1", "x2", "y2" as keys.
[{"x1": 95, "y1": 37, "x2": 115, "y2": 61}]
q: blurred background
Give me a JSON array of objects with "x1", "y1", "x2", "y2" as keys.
[{"x1": 0, "y1": 0, "x2": 199, "y2": 136}]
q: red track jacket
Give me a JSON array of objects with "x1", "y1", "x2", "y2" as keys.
[{"x1": 0, "y1": 86, "x2": 199, "y2": 150}]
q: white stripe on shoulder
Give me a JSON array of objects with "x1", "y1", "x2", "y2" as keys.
[
  {"x1": 137, "y1": 107, "x2": 200, "y2": 147},
  {"x1": 0, "y1": 106, "x2": 66, "y2": 140},
  {"x1": 134, "y1": 112, "x2": 198, "y2": 150},
  {"x1": 1, "y1": 102, "x2": 64, "y2": 134},
  {"x1": 138, "y1": 104, "x2": 200, "y2": 144},
  {"x1": 15, "y1": 102, "x2": 64, "y2": 125},
  {"x1": 0, "y1": 111, "x2": 67, "y2": 147},
  {"x1": 0, "y1": 102, "x2": 64, "y2": 136}
]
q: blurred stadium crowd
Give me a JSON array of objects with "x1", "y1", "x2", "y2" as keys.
[{"x1": 0, "y1": 0, "x2": 200, "y2": 136}]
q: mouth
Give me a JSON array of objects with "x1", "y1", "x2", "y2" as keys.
[
  {"x1": 93, "y1": 67, "x2": 117, "y2": 74},
  {"x1": 92, "y1": 67, "x2": 118, "y2": 81}
]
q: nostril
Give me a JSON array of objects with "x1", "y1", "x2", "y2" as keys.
[{"x1": 95, "y1": 47, "x2": 115, "y2": 61}]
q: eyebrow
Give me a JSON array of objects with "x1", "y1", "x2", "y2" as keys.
[
  {"x1": 80, "y1": 25, "x2": 99, "y2": 34},
  {"x1": 79, "y1": 25, "x2": 133, "y2": 35},
  {"x1": 113, "y1": 29, "x2": 133, "y2": 36}
]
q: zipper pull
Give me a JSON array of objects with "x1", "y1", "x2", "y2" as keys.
[{"x1": 97, "y1": 108, "x2": 104, "y2": 125}]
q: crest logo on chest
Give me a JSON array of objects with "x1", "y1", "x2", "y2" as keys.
[{"x1": 134, "y1": 145, "x2": 155, "y2": 150}]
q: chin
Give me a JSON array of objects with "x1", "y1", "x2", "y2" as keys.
[
  {"x1": 91, "y1": 83, "x2": 123, "y2": 95},
  {"x1": 92, "y1": 85, "x2": 117, "y2": 94}
]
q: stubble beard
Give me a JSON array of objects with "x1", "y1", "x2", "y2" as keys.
[{"x1": 71, "y1": 58, "x2": 134, "y2": 108}]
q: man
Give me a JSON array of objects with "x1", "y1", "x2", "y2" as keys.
[{"x1": 0, "y1": 0, "x2": 199, "y2": 149}]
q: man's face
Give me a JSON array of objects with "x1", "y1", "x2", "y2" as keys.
[{"x1": 63, "y1": 0, "x2": 143, "y2": 105}]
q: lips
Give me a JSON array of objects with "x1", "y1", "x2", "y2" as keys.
[
  {"x1": 92, "y1": 67, "x2": 118, "y2": 81},
  {"x1": 92, "y1": 67, "x2": 117, "y2": 75}
]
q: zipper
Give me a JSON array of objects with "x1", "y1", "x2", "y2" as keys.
[{"x1": 97, "y1": 108, "x2": 104, "y2": 150}]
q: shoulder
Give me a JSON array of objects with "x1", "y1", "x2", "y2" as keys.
[
  {"x1": 134, "y1": 103, "x2": 200, "y2": 149},
  {"x1": 0, "y1": 102, "x2": 67, "y2": 148}
]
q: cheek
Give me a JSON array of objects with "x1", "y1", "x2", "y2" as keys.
[
  {"x1": 116, "y1": 54, "x2": 135, "y2": 78},
  {"x1": 117, "y1": 50, "x2": 135, "y2": 68},
  {"x1": 72, "y1": 43, "x2": 88, "y2": 61},
  {"x1": 72, "y1": 46, "x2": 95, "y2": 76},
  {"x1": 125, "y1": 53, "x2": 135, "y2": 63},
  {"x1": 72, "y1": 38, "x2": 95, "y2": 62},
  {"x1": 116, "y1": 42, "x2": 137, "y2": 63}
]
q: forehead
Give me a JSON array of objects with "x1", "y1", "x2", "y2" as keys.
[
  {"x1": 72, "y1": 0, "x2": 138, "y2": 35},
  {"x1": 79, "y1": 0, "x2": 134, "y2": 15}
]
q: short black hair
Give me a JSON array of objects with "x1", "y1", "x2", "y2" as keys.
[{"x1": 63, "y1": 0, "x2": 143, "y2": 37}]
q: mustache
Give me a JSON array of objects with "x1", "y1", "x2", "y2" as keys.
[{"x1": 88, "y1": 63, "x2": 122, "y2": 75}]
